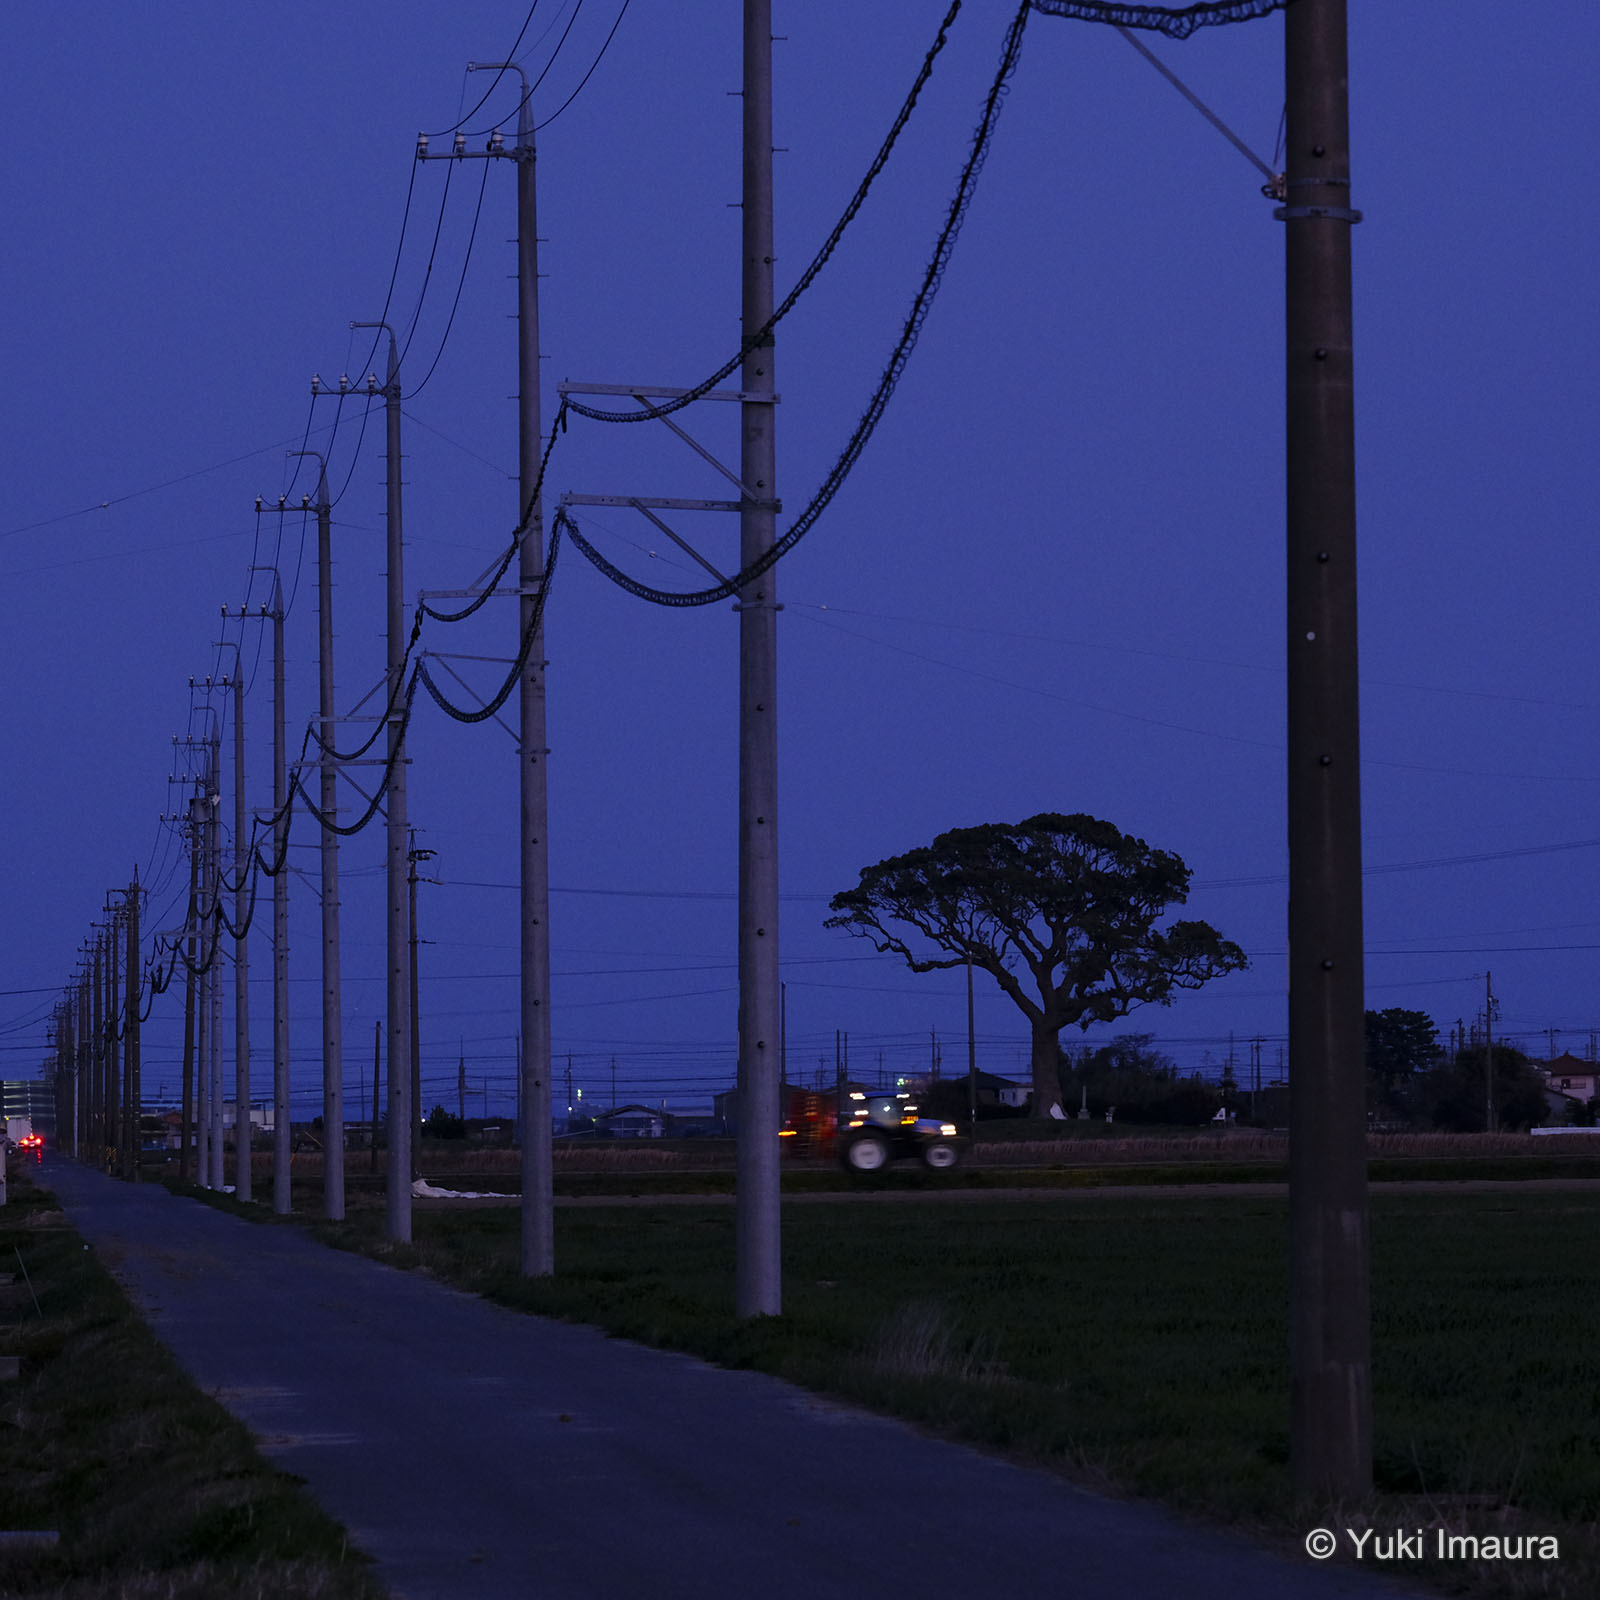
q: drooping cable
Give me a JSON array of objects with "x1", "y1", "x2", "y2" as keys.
[
  {"x1": 415, "y1": 512, "x2": 562, "y2": 724},
  {"x1": 1027, "y1": 0, "x2": 1286, "y2": 38},
  {"x1": 564, "y1": 0, "x2": 1030, "y2": 607},
  {"x1": 562, "y1": 0, "x2": 966, "y2": 428},
  {"x1": 418, "y1": 400, "x2": 567, "y2": 626}
]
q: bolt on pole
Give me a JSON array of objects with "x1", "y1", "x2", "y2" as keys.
[
  {"x1": 734, "y1": 0, "x2": 782, "y2": 1320},
  {"x1": 1283, "y1": 0, "x2": 1372, "y2": 1500}
]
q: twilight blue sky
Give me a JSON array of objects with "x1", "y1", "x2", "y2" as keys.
[{"x1": 3, "y1": 2, "x2": 1598, "y2": 1116}]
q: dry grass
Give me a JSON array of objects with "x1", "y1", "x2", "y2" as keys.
[{"x1": 869, "y1": 1301, "x2": 1006, "y2": 1385}]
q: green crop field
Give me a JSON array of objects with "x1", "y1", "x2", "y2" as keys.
[{"x1": 303, "y1": 1184, "x2": 1600, "y2": 1599}]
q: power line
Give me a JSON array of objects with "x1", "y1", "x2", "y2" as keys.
[{"x1": 534, "y1": 0, "x2": 633, "y2": 132}]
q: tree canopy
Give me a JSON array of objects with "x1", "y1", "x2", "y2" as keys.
[
  {"x1": 1364, "y1": 1008, "x2": 1441, "y2": 1087},
  {"x1": 826, "y1": 813, "x2": 1247, "y2": 1116}
]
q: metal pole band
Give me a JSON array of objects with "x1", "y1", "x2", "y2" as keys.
[{"x1": 1275, "y1": 204, "x2": 1364, "y2": 223}]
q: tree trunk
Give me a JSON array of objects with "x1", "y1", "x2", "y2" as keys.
[{"x1": 1030, "y1": 1018, "x2": 1061, "y2": 1120}]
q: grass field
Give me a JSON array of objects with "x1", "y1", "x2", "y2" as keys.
[
  {"x1": 0, "y1": 1167, "x2": 384, "y2": 1600},
  {"x1": 211, "y1": 1128, "x2": 1600, "y2": 1203},
  {"x1": 290, "y1": 1183, "x2": 1600, "y2": 1600}
]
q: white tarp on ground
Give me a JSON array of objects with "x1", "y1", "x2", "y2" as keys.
[{"x1": 410, "y1": 1178, "x2": 505, "y2": 1199}]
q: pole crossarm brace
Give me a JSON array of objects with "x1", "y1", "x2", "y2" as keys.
[
  {"x1": 560, "y1": 381, "x2": 781, "y2": 405},
  {"x1": 612, "y1": 499, "x2": 733, "y2": 587},
  {"x1": 416, "y1": 587, "x2": 532, "y2": 600},
  {"x1": 421, "y1": 653, "x2": 520, "y2": 746},
  {"x1": 560, "y1": 494, "x2": 773, "y2": 514},
  {"x1": 630, "y1": 394, "x2": 765, "y2": 503}
]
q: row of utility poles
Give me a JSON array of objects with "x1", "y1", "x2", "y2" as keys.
[
  {"x1": 43, "y1": 0, "x2": 1370, "y2": 1507},
  {"x1": 49, "y1": 877, "x2": 142, "y2": 1179}
]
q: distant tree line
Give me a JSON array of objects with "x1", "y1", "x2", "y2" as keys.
[
  {"x1": 1007, "y1": 1011, "x2": 1570, "y2": 1132},
  {"x1": 1362, "y1": 1007, "x2": 1556, "y2": 1132}
]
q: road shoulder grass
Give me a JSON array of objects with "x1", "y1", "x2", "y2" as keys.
[{"x1": 0, "y1": 1166, "x2": 384, "y2": 1600}]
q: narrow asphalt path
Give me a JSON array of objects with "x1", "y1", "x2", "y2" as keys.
[{"x1": 39, "y1": 1158, "x2": 1417, "y2": 1600}]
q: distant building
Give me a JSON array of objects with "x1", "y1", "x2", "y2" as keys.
[
  {"x1": 973, "y1": 1071, "x2": 1028, "y2": 1110},
  {"x1": 2, "y1": 1080, "x2": 54, "y2": 1137},
  {"x1": 1543, "y1": 1052, "x2": 1598, "y2": 1104},
  {"x1": 594, "y1": 1103, "x2": 666, "y2": 1139},
  {"x1": 222, "y1": 1102, "x2": 275, "y2": 1132}
]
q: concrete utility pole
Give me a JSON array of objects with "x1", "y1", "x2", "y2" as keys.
[
  {"x1": 371, "y1": 1020, "x2": 381, "y2": 1175},
  {"x1": 967, "y1": 961, "x2": 978, "y2": 1134},
  {"x1": 56, "y1": 1001, "x2": 74, "y2": 1160},
  {"x1": 1483, "y1": 970, "x2": 1496, "y2": 1133},
  {"x1": 1281, "y1": 0, "x2": 1371, "y2": 1499},
  {"x1": 106, "y1": 908, "x2": 123, "y2": 1175},
  {"x1": 511, "y1": 66, "x2": 555, "y2": 1282},
  {"x1": 91, "y1": 932, "x2": 105, "y2": 1169},
  {"x1": 125, "y1": 875, "x2": 141, "y2": 1181},
  {"x1": 303, "y1": 453, "x2": 346, "y2": 1221},
  {"x1": 187, "y1": 787, "x2": 206, "y2": 1185},
  {"x1": 352, "y1": 322, "x2": 411, "y2": 1244},
  {"x1": 268, "y1": 578, "x2": 291, "y2": 1213},
  {"x1": 84, "y1": 944, "x2": 98, "y2": 1161},
  {"x1": 735, "y1": 0, "x2": 782, "y2": 1321},
  {"x1": 73, "y1": 963, "x2": 87, "y2": 1159},
  {"x1": 207, "y1": 724, "x2": 225, "y2": 1190},
  {"x1": 428, "y1": 59, "x2": 556, "y2": 1273},
  {"x1": 229, "y1": 660, "x2": 252, "y2": 1201},
  {"x1": 407, "y1": 832, "x2": 435, "y2": 1178}
]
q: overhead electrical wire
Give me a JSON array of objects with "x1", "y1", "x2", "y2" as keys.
[
  {"x1": 527, "y1": 0, "x2": 588, "y2": 100},
  {"x1": 405, "y1": 159, "x2": 493, "y2": 398},
  {"x1": 426, "y1": 0, "x2": 547, "y2": 137},
  {"x1": 563, "y1": 0, "x2": 1028, "y2": 606},
  {"x1": 1027, "y1": 0, "x2": 1285, "y2": 38},
  {"x1": 41, "y1": 0, "x2": 1294, "y2": 1072},
  {"x1": 396, "y1": 154, "x2": 461, "y2": 374},
  {"x1": 534, "y1": 0, "x2": 633, "y2": 132},
  {"x1": 562, "y1": 0, "x2": 966, "y2": 432}
]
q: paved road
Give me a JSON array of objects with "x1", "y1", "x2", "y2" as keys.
[{"x1": 39, "y1": 1158, "x2": 1418, "y2": 1600}]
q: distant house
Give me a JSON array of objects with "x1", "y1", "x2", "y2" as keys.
[
  {"x1": 973, "y1": 1071, "x2": 1028, "y2": 1110},
  {"x1": 1543, "y1": 1052, "x2": 1598, "y2": 1104},
  {"x1": 594, "y1": 1103, "x2": 666, "y2": 1139},
  {"x1": 222, "y1": 1102, "x2": 275, "y2": 1132}
]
